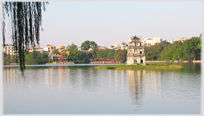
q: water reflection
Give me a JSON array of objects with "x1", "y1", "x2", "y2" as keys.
[
  {"x1": 3, "y1": 64, "x2": 201, "y2": 114},
  {"x1": 126, "y1": 70, "x2": 144, "y2": 106}
]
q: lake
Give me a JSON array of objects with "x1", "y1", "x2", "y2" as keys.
[{"x1": 3, "y1": 63, "x2": 201, "y2": 114}]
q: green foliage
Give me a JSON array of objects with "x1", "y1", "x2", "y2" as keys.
[
  {"x1": 81, "y1": 40, "x2": 97, "y2": 50},
  {"x1": 67, "y1": 43, "x2": 90, "y2": 63},
  {"x1": 67, "y1": 43, "x2": 78, "y2": 52},
  {"x1": 145, "y1": 43, "x2": 163, "y2": 60},
  {"x1": 3, "y1": 53, "x2": 18, "y2": 64},
  {"x1": 91, "y1": 46, "x2": 98, "y2": 59},
  {"x1": 172, "y1": 47, "x2": 183, "y2": 60},
  {"x1": 159, "y1": 41, "x2": 182, "y2": 60},
  {"x1": 68, "y1": 51, "x2": 90, "y2": 63},
  {"x1": 25, "y1": 51, "x2": 51, "y2": 64},
  {"x1": 145, "y1": 35, "x2": 201, "y2": 61},
  {"x1": 96, "y1": 50, "x2": 108, "y2": 59},
  {"x1": 114, "y1": 50, "x2": 127, "y2": 63},
  {"x1": 52, "y1": 49, "x2": 60, "y2": 55},
  {"x1": 181, "y1": 37, "x2": 201, "y2": 61},
  {"x1": 107, "y1": 49, "x2": 115, "y2": 59}
]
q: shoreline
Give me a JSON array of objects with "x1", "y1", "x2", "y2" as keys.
[
  {"x1": 94, "y1": 64, "x2": 183, "y2": 70},
  {"x1": 146, "y1": 60, "x2": 201, "y2": 63}
]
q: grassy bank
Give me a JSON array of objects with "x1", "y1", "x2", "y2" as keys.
[{"x1": 94, "y1": 63, "x2": 182, "y2": 70}]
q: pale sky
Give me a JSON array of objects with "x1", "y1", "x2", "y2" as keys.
[{"x1": 4, "y1": 1, "x2": 203, "y2": 48}]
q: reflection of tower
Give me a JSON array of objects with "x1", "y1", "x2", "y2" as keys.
[
  {"x1": 121, "y1": 70, "x2": 124, "y2": 89},
  {"x1": 115, "y1": 70, "x2": 118, "y2": 89},
  {"x1": 127, "y1": 70, "x2": 145, "y2": 105},
  {"x1": 145, "y1": 71, "x2": 161, "y2": 97}
]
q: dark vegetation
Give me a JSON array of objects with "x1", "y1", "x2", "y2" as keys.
[{"x1": 145, "y1": 34, "x2": 201, "y2": 61}]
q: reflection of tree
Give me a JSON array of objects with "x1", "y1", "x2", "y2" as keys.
[{"x1": 127, "y1": 70, "x2": 145, "y2": 105}]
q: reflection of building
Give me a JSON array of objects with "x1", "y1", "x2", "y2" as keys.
[
  {"x1": 127, "y1": 35, "x2": 145, "y2": 65},
  {"x1": 127, "y1": 70, "x2": 145, "y2": 105},
  {"x1": 3, "y1": 68, "x2": 20, "y2": 88}
]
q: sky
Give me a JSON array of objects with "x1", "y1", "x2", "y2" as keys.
[{"x1": 4, "y1": 1, "x2": 203, "y2": 48}]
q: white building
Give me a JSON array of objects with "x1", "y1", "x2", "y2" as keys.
[
  {"x1": 140, "y1": 37, "x2": 161, "y2": 46},
  {"x1": 176, "y1": 37, "x2": 191, "y2": 42},
  {"x1": 3, "y1": 44, "x2": 16, "y2": 55},
  {"x1": 120, "y1": 42, "x2": 128, "y2": 50}
]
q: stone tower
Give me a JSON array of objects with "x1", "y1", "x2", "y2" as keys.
[{"x1": 127, "y1": 35, "x2": 145, "y2": 65}]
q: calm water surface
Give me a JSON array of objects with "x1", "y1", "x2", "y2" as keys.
[{"x1": 3, "y1": 63, "x2": 201, "y2": 114}]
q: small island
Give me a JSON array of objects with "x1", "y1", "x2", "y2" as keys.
[{"x1": 94, "y1": 64, "x2": 182, "y2": 70}]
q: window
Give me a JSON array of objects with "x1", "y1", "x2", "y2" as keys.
[{"x1": 140, "y1": 51, "x2": 142, "y2": 54}]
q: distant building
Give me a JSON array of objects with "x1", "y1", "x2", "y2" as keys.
[
  {"x1": 127, "y1": 35, "x2": 145, "y2": 65},
  {"x1": 58, "y1": 45, "x2": 66, "y2": 52},
  {"x1": 98, "y1": 46, "x2": 108, "y2": 50},
  {"x1": 28, "y1": 45, "x2": 43, "y2": 53},
  {"x1": 3, "y1": 44, "x2": 16, "y2": 55},
  {"x1": 50, "y1": 54, "x2": 67, "y2": 62},
  {"x1": 44, "y1": 44, "x2": 56, "y2": 55},
  {"x1": 176, "y1": 37, "x2": 191, "y2": 42},
  {"x1": 88, "y1": 47, "x2": 93, "y2": 52},
  {"x1": 140, "y1": 37, "x2": 161, "y2": 46},
  {"x1": 120, "y1": 42, "x2": 128, "y2": 50},
  {"x1": 108, "y1": 45, "x2": 115, "y2": 49}
]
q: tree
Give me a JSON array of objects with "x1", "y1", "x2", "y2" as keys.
[
  {"x1": 172, "y1": 47, "x2": 183, "y2": 60},
  {"x1": 81, "y1": 41, "x2": 90, "y2": 50},
  {"x1": 91, "y1": 46, "x2": 98, "y2": 59},
  {"x1": 81, "y1": 40, "x2": 98, "y2": 50},
  {"x1": 96, "y1": 50, "x2": 108, "y2": 59},
  {"x1": 114, "y1": 50, "x2": 127, "y2": 63},
  {"x1": 52, "y1": 50, "x2": 60, "y2": 55},
  {"x1": 89, "y1": 41, "x2": 97, "y2": 47},
  {"x1": 107, "y1": 49, "x2": 115, "y2": 59},
  {"x1": 2, "y1": 2, "x2": 48, "y2": 72},
  {"x1": 25, "y1": 51, "x2": 50, "y2": 64},
  {"x1": 67, "y1": 43, "x2": 90, "y2": 63}
]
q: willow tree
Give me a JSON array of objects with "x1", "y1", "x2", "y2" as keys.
[{"x1": 2, "y1": 2, "x2": 48, "y2": 72}]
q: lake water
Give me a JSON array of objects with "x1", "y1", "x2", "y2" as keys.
[{"x1": 3, "y1": 63, "x2": 201, "y2": 114}]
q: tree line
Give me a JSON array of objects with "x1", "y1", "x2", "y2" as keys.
[
  {"x1": 64, "y1": 43, "x2": 127, "y2": 63},
  {"x1": 145, "y1": 34, "x2": 201, "y2": 61},
  {"x1": 4, "y1": 34, "x2": 200, "y2": 65}
]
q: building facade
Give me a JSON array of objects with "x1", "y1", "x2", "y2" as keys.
[
  {"x1": 140, "y1": 37, "x2": 161, "y2": 46},
  {"x1": 176, "y1": 37, "x2": 191, "y2": 42},
  {"x1": 127, "y1": 35, "x2": 145, "y2": 65},
  {"x1": 3, "y1": 44, "x2": 16, "y2": 55}
]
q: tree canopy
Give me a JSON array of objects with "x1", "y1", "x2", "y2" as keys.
[{"x1": 81, "y1": 40, "x2": 97, "y2": 50}]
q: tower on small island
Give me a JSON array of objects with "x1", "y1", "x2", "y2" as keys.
[{"x1": 127, "y1": 35, "x2": 145, "y2": 65}]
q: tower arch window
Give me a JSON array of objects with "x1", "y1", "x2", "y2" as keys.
[{"x1": 140, "y1": 51, "x2": 142, "y2": 54}]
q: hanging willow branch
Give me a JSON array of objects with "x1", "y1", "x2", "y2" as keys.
[{"x1": 2, "y1": 2, "x2": 48, "y2": 72}]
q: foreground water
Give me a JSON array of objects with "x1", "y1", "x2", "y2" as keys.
[{"x1": 3, "y1": 63, "x2": 201, "y2": 114}]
